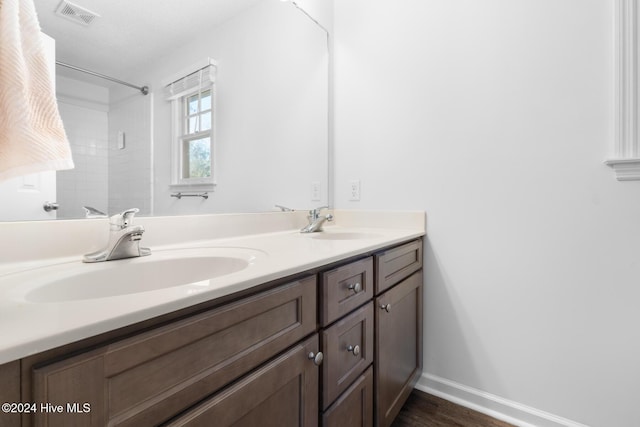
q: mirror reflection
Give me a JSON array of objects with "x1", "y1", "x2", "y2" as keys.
[{"x1": 0, "y1": 0, "x2": 329, "y2": 220}]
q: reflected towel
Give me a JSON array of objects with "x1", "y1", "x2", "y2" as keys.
[{"x1": 0, "y1": 0, "x2": 74, "y2": 182}]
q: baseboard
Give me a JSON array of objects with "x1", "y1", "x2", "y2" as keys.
[{"x1": 416, "y1": 373, "x2": 590, "y2": 427}]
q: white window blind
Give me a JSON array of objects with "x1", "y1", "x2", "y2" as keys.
[{"x1": 164, "y1": 64, "x2": 216, "y2": 101}]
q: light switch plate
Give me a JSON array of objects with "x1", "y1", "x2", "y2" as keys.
[
  {"x1": 349, "y1": 180, "x2": 361, "y2": 201},
  {"x1": 311, "y1": 181, "x2": 321, "y2": 201}
]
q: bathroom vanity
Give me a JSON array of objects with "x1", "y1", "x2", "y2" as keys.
[{"x1": 0, "y1": 211, "x2": 424, "y2": 427}]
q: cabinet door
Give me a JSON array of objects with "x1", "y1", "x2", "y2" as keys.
[
  {"x1": 164, "y1": 334, "x2": 320, "y2": 427},
  {"x1": 0, "y1": 361, "x2": 21, "y2": 427},
  {"x1": 374, "y1": 271, "x2": 423, "y2": 427},
  {"x1": 30, "y1": 276, "x2": 316, "y2": 427},
  {"x1": 322, "y1": 366, "x2": 373, "y2": 427}
]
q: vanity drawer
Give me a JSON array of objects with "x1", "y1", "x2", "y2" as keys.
[
  {"x1": 31, "y1": 276, "x2": 317, "y2": 427},
  {"x1": 320, "y1": 257, "x2": 373, "y2": 327},
  {"x1": 374, "y1": 239, "x2": 422, "y2": 294},
  {"x1": 322, "y1": 366, "x2": 373, "y2": 427},
  {"x1": 321, "y1": 302, "x2": 374, "y2": 410}
]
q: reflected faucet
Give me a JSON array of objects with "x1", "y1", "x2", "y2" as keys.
[
  {"x1": 275, "y1": 204, "x2": 295, "y2": 212},
  {"x1": 83, "y1": 206, "x2": 107, "y2": 218},
  {"x1": 300, "y1": 206, "x2": 333, "y2": 233},
  {"x1": 83, "y1": 208, "x2": 151, "y2": 262}
]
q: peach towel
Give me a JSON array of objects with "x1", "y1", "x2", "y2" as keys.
[{"x1": 0, "y1": 0, "x2": 74, "y2": 182}]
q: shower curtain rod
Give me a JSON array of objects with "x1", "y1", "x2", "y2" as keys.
[{"x1": 55, "y1": 61, "x2": 149, "y2": 95}]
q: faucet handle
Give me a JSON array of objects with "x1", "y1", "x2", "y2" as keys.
[
  {"x1": 309, "y1": 205, "x2": 329, "y2": 219},
  {"x1": 110, "y1": 208, "x2": 140, "y2": 229}
]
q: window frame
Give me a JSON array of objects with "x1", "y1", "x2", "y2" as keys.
[{"x1": 170, "y1": 82, "x2": 216, "y2": 190}]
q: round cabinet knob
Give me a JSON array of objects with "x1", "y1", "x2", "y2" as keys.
[
  {"x1": 348, "y1": 282, "x2": 362, "y2": 294},
  {"x1": 308, "y1": 351, "x2": 324, "y2": 366},
  {"x1": 347, "y1": 345, "x2": 361, "y2": 356},
  {"x1": 380, "y1": 303, "x2": 391, "y2": 313}
]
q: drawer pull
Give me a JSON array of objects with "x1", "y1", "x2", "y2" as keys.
[
  {"x1": 346, "y1": 345, "x2": 361, "y2": 356},
  {"x1": 308, "y1": 351, "x2": 324, "y2": 366},
  {"x1": 380, "y1": 303, "x2": 391, "y2": 313},
  {"x1": 348, "y1": 282, "x2": 362, "y2": 293}
]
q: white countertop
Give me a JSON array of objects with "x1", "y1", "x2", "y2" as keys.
[{"x1": 0, "y1": 210, "x2": 425, "y2": 365}]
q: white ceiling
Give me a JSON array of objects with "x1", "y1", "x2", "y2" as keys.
[{"x1": 34, "y1": 0, "x2": 263, "y2": 83}]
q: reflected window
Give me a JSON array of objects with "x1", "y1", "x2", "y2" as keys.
[
  {"x1": 181, "y1": 89, "x2": 213, "y2": 180},
  {"x1": 165, "y1": 61, "x2": 217, "y2": 189}
]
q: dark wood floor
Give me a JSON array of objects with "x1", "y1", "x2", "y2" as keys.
[{"x1": 391, "y1": 390, "x2": 516, "y2": 427}]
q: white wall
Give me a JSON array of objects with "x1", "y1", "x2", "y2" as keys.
[{"x1": 334, "y1": 1, "x2": 640, "y2": 426}]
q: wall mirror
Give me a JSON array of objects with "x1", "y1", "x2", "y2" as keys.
[{"x1": 0, "y1": 0, "x2": 329, "y2": 220}]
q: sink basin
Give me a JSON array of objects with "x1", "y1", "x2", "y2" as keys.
[
  {"x1": 310, "y1": 231, "x2": 382, "y2": 241},
  {"x1": 14, "y1": 247, "x2": 264, "y2": 303}
]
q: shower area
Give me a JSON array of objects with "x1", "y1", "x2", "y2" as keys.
[{"x1": 55, "y1": 65, "x2": 152, "y2": 219}]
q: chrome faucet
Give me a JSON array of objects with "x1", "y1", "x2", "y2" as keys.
[
  {"x1": 300, "y1": 206, "x2": 333, "y2": 233},
  {"x1": 83, "y1": 208, "x2": 151, "y2": 263}
]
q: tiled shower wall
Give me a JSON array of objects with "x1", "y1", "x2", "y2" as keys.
[
  {"x1": 108, "y1": 93, "x2": 152, "y2": 216},
  {"x1": 56, "y1": 76, "x2": 151, "y2": 218},
  {"x1": 56, "y1": 76, "x2": 109, "y2": 219}
]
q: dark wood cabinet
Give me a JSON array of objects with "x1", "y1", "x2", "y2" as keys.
[
  {"x1": 322, "y1": 366, "x2": 373, "y2": 427},
  {"x1": 11, "y1": 237, "x2": 423, "y2": 427},
  {"x1": 321, "y1": 302, "x2": 374, "y2": 409},
  {"x1": 319, "y1": 238, "x2": 424, "y2": 427},
  {"x1": 163, "y1": 335, "x2": 320, "y2": 427},
  {"x1": 374, "y1": 271, "x2": 423, "y2": 427},
  {"x1": 0, "y1": 361, "x2": 21, "y2": 427},
  {"x1": 30, "y1": 276, "x2": 316, "y2": 427},
  {"x1": 320, "y1": 257, "x2": 374, "y2": 327},
  {"x1": 374, "y1": 239, "x2": 422, "y2": 294}
]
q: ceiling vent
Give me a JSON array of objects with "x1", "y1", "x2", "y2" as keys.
[{"x1": 55, "y1": 0, "x2": 100, "y2": 26}]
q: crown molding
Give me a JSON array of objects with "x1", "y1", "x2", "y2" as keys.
[{"x1": 604, "y1": 158, "x2": 640, "y2": 180}]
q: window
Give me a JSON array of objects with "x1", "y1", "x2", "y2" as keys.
[
  {"x1": 165, "y1": 60, "x2": 217, "y2": 189},
  {"x1": 181, "y1": 89, "x2": 212, "y2": 180}
]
